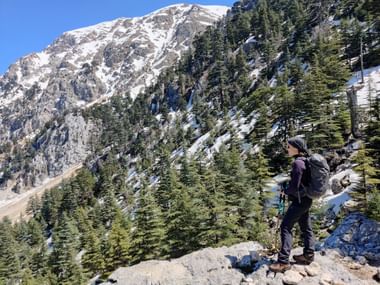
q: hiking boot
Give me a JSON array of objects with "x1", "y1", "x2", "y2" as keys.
[
  {"x1": 269, "y1": 262, "x2": 291, "y2": 273},
  {"x1": 293, "y1": 254, "x2": 314, "y2": 265}
]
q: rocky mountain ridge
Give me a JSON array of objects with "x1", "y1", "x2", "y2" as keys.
[{"x1": 0, "y1": 4, "x2": 228, "y2": 196}]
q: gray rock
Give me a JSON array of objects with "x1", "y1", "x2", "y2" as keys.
[
  {"x1": 282, "y1": 270, "x2": 304, "y2": 284},
  {"x1": 292, "y1": 264, "x2": 307, "y2": 277},
  {"x1": 319, "y1": 272, "x2": 333, "y2": 283},
  {"x1": 355, "y1": 255, "x2": 367, "y2": 265},
  {"x1": 331, "y1": 281, "x2": 345, "y2": 285},
  {"x1": 31, "y1": 113, "x2": 100, "y2": 184},
  {"x1": 331, "y1": 178, "x2": 343, "y2": 195},
  {"x1": 305, "y1": 262, "x2": 321, "y2": 276},
  {"x1": 320, "y1": 213, "x2": 380, "y2": 263},
  {"x1": 101, "y1": 241, "x2": 380, "y2": 285},
  {"x1": 249, "y1": 250, "x2": 261, "y2": 263},
  {"x1": 104, "y1": 241, "x2": 262, "y2": 285}
]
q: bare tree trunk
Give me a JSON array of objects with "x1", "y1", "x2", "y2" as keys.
[{"x1": 347, "y1": 86, "x2": 361, "y2": 138}]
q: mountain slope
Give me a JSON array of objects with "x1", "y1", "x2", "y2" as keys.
[
  {"x1": 0, "y1": 4, "x2": 228, "y2": 196},
  {"x1": 0, "y1": 0, "x2": 379, "y2": 284}
]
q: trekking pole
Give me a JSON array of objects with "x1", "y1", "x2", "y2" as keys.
[{"x1": 274, "y1": 190, "x2": 286, "y2": 252}]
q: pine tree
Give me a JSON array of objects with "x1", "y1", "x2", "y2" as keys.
[
  {"x1": 103, "y1": 211, "x2": 130, "y2": 273},
  {"x1": 26, "y1": 195, "x2": 41, "y2": 217},
  {"x1": 208, "y1": 59, "x2": 229, "y2": 111},
  {"x1": 211, "y1": 29, "x2": 224, "y2": 64},
  {"x1": 75, "y1": 169, "x2": 96, "y2": 206},
  {"x1": 245, "y1": 150, "x2": 273, "y2": 209},
  {"x1": 194, "y1": 29, "x2": 212, "y2": 71},
  {"x1": 82, "y1": 227, "x2": 105, "y2": 276},
  {"x1": 96, "y1": 162, "x2": 118, "y2": 197},
  {"x1": 130, "y1": 183, "x2": 166, "y2": 264},
  {"x1": 165, "y1": 180, "x2": 200, "y2": 257},
  {"x1": 60, "y1": 183, "x2": 80, "y2": 213},
  {"x1": 249, "y1": 103, "x2": 271, "y2": 142},
  {"x1": 236, "y1": 11, "x2": 252, "y2": 42},
  {"x1": 100, "y1": 186, "x2": 118, "y2": 228},
  {"x1": 297, "y1": 40, "x2": 349, "y2": 151},
  {"x1": 195, "y1": 164, "x2": 231, "y2": 247},
  {"x1": 257, "y1": 0, "x2": 271, "y2": 41},
  {"x1": 226, "y1": 19, "x2": 236, "y2": 46},
  {"x1": 50, "y1": 213, "x2": 83, "y2": 284},
  {"x1": 179, "y1": 155, "x2": 199, "y2": 187},
  {"x1": 367, "y1": 188, "x2": 380, "y2": 221},
  {"x1": 41, "y1": 188, "x2": 63, "y2": 227},
  {"x1": 20, "y1": 268, "x2": 40, "y2": 285},
  {"x1": 235, "y1": 49, "x2": 251, "y2": 96},
  {"x1": 27, "y1": 219, "x2": 45, "y2": 247},
  {"x1": 316, "y1": 33, "x2": 351, "y2": 94},
  {"x1": 30, "y1": 242, "x2": 49, "y2": 279},
  {"x1": 73, "y1": 207, "x2": 92, "y2": 248},
  {"x1": 155, "y1": 150, "x2": 173, "y2": 213},
  {"x1": 0, "y1": 219, "x2": 21, "y2": 283},
  {"x1": 352, "y1": 143, "x2": 380, "y2": 211},
  {"x1": 211, "y1": 147, "x2": 244, "y2": 245},
  {"x1": 272, "y1": 86, "x2": 296, "y2": 141},
  {"x1": 366, "y1": 92, "x2": 380, "y2": 165},
  {"x1": 362, "y1": 94, "x2": 380, "y2": 220}
]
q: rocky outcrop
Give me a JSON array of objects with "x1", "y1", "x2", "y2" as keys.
[
  {"x1": 318, "y1": 212, "x2": 380, "y2": 265},
  {"x1": 100, "y1": 213, "x2": 380, "y2": 285},
  {"x1": 101, "y1": 246, "x2": 379, "y2": 285},
  {"x1": 245, "y1": 248, "x2": 378, "y2": 285},
  {"x1": 30, "y1": 114, "x2": 100, "y2": 186},
  {"x1": 331, "y1": 174, "x2": 351, "y2": 195},
  {"x1": 103, "y1": 242, "x2": 263, "y2": 285}
]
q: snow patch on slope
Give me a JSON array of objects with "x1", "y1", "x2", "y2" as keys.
[{"x1": 347, "y1": 65, "x2": 380, "y2": 106}]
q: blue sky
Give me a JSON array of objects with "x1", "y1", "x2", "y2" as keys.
[{"x1": 0, "y1": 0, "x2": 236, "y2": 75}]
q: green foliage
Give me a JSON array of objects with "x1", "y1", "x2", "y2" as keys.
[
  {"x1": 0, "y1": 219, "x2": 20, "y2": 283},
  {"x1": 166, "y1": 182, "x2": 199, "y2": 257},
  {"x1": 272, "y1": 86, "x2": 296, "y2": 140},
  {"x1": 26, "y1": 195, "x2": 41, "y2": 217},
  {"x1": 130, "y1": 183, "x2": 167, "y2": 264},
  {"x1": 103, "y1": 212, "x2": 130, "y2": 272},
  {"x1": 50, "y1": 213, "x2": 83, "y2": 284},
  {"x1": 352, "y1": 143, "x2": 380, "y2": 213},
  {"x1": 367, "y1": 189, "x2": 380, "y2": 221},
  {"x1": 295, "y1": 31, "x2": 350, "y2": 151}
]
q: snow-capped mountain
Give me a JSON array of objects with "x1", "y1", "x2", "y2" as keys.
[{"x1": 0, "y1": 4, "x2": 228, "y2": 144}]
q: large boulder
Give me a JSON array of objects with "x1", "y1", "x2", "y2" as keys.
[
  {"x1": 103, "y1": 242, "x2": 263, "y2": 285},
  {"x1": 318, "y1": 212, "x2": 380, "y2": 264}
]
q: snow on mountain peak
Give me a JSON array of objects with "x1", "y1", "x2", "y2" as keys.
[
  {"x1": 0, "y1": 3, "x2": 228, "y2": 149},
  {"x1": 199, "y1": 5, "x2": 230, "y2": 17}
]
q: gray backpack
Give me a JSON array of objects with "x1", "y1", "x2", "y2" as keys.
[{"x1": 303, "y1": 153, "x2": 330, "y2": 199}]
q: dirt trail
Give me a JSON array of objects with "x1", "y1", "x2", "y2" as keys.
[{"x1": 0, "y1": 164, "x2": 82, "y2": 222}]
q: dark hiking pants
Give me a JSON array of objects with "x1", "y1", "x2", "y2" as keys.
[{"x1": 278, "y1": 196, "x2": 315, "y2": 264}]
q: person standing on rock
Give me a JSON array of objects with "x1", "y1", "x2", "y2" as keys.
[{"x1": 269, "y1": 136, "x2": 315, "y2": 273}]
